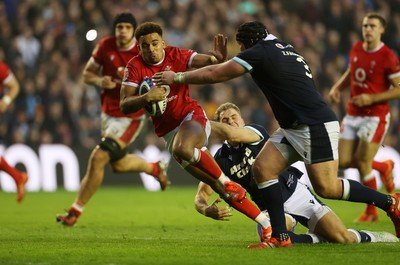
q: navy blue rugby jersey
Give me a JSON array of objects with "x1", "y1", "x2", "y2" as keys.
[
  {"x1": 233, "y1": 36, "x2": 337, "y2": 129},
  {"x1": 213, "y1": 124, "x2": 302, "y2": 210}
]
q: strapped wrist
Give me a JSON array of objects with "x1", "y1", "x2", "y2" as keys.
[{"x1": 173, "y1": 72, "x2": 186, "y2": 84}]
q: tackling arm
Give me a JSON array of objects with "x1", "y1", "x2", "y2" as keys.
[
  {"x1": 153, "y1": 59, "x2": 247, "y2": 86},
  {"x1": 194, "y1": 181, "x2": 233, "y2": 221},
  {"x1": 210, "y1": 121, "x2": 261, "y2": 145}
]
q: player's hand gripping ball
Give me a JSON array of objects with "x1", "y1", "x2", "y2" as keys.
[{"x1": 138, "y1": 78, "x2": 167, "y2": 116}]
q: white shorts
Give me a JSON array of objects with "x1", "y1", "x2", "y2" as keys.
[
  {"x1": 340, "y1": 114, "x2": 390, "y2": 144},
  {"x1": 283, "y1": 181, "x2": 331, "y2": 232},
  {"x1": 270, "y1": 121, "x2": 339, "y2": 164},
  {"x1": 101, "y1": 112, "x2": 146, "y2": 145}
]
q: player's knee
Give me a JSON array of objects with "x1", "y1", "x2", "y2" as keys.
[
  {"x1": 251, "y1": 160, "x2": 275, "y2": 183},
  {"x1": 91, "y1": 147, "x2": 110, "y2": 165},
  {"x1": 172, "y1": 141, "x2": 200, "y2": 163},
  {"x1": 251, "y1": 160, "x2": 264, "y2": 181},
  {"x1": 171, "y1": 144, "x2": 194, "y2": 162},
  {"x1": 98, "y1": 137, "x2": 127, "y2": 163},
  {"x1": 313, "y1": 184, "x2": 341, "y2": 199}
]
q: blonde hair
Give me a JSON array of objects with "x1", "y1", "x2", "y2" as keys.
[{"x1": 214, "y1": 102, "x2": 241, "y2": 121}]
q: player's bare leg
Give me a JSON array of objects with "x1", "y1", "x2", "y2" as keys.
[
  {"x1": 249, "y1": 141, "x2": 293, "y2": 248},
  {"x1": 57, "y1": 139, "x2": 169, "y2": 226},
  {"x1": 172, "y1": 121, "x2": 271, "y2": 235}
]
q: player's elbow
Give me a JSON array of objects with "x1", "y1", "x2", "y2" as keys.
[
  {"x1": 82, "y1": 71, "x2": 91, "y2": 85},
  {"x1": 119, "y1": 101, "x2": 131, "y2": 114}
]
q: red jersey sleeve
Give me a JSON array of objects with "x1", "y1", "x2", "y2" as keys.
[
  {"x1": 123, "y1": 56, "x2": 142, "y2": 88},
  {"x1": 384, "y1": 49, "x2": 400, "y2": 79},
  {"x1": 91, "y1": 38, "x2": 108, "y2": 66},
  {"x1": 0, "y1": 61, "x2": 11, "y2": 84}
]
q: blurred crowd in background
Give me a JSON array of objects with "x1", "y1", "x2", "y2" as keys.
[{"x1": 0, "y1": 0, "x2": 399, "y2": 152}]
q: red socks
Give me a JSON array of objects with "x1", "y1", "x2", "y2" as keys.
[
  {"x1": 228, "y1": 196, "x2": 262, "y2": 220},
  {"x1": 150, "y1": 162, "x2": 159, "y2": 177},
  {"x1": 0, "y1": 156, "x2": 23, "y2": 183},
  {"x1": 193, "y1": 150, "x2": 223, "y2": 180},
  {"x1": 363, "y1": 178, "x2": 378, "y2": 215},
  {"x1": 372, "y1": 161, "x2": 385, "y2": 172}
]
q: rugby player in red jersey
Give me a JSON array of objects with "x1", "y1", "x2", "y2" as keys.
[
  {"x1": 120, "y1": 21, "x2": 273, "y2": 239},
  {"x1": 0, "y1": 60, "x2": 28, "y2": 203},
  {"x1": 329, "y1": 12, "x2": 400, "y2": 222},
  {"x1": 56, "y1": 13, "x2": 168, "y2": 226}
]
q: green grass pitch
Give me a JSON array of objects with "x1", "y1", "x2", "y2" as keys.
[{"x1": 0, "y1": 186, "x2": 399, "y2": 265}]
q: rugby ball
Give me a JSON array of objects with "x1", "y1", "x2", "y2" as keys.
[{"x1": 138, "y1": 78, "x2": 167, "y2": 117}]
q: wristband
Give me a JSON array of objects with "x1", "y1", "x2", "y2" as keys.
[
  {"x1": 2, "y1": 95, "x2": 12, "y2": 106},
  {"x1": 173, "y1": 72, "x2": 186, "y2": 84},
  {"x1": 210, "y1": 56, "x2": 218, "y2": 64},
  {"x1": 97, "y1": 79, "x2": 102, "y2": 87}
]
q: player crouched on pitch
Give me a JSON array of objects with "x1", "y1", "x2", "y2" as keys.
[{"x1": 195, "y1": 102, "x2": 398, "y2": 245}]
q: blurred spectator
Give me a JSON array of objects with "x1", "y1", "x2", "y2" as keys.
[{"x1": 15, "y1": 27, "x2": 41, "y2": 74}]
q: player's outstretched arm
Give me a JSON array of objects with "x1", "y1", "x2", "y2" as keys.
[
  {"x1": 210, "y1": 121, "x2": 260, "y2": 145},
  {"x1": 194, "y1": 182, "x2": 232, "y2": 221},
  {"x1": 190, "y1": 34, "x2": 228, "y2": 69},
  {"x1": 209, "y1": 34, "x2": 228, "y2": 63},
  {"x1": 153, "y1": 60, "x2": 246, "y2": 86}
]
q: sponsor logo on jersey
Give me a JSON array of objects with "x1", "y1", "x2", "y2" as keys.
[{"x1": 286, "y1": 173, "x2": 295, "y2": 188}]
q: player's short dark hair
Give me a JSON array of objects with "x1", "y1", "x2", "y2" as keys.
[
  {"x1": 113, "y1": 12, "x2": 137, "y2": 31},
  {"x1": 135, "y1": 22, "x2": 163, "y2": 41},
  {"x1": 214, "y1": 102, "x2": 241, "y2": 121},
  {"x1": 364, "y1": 12, "x2": 386, "y2": 28},
  {"x1": 236, "y1": 21, "x2": 268, "y2": 49}
]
